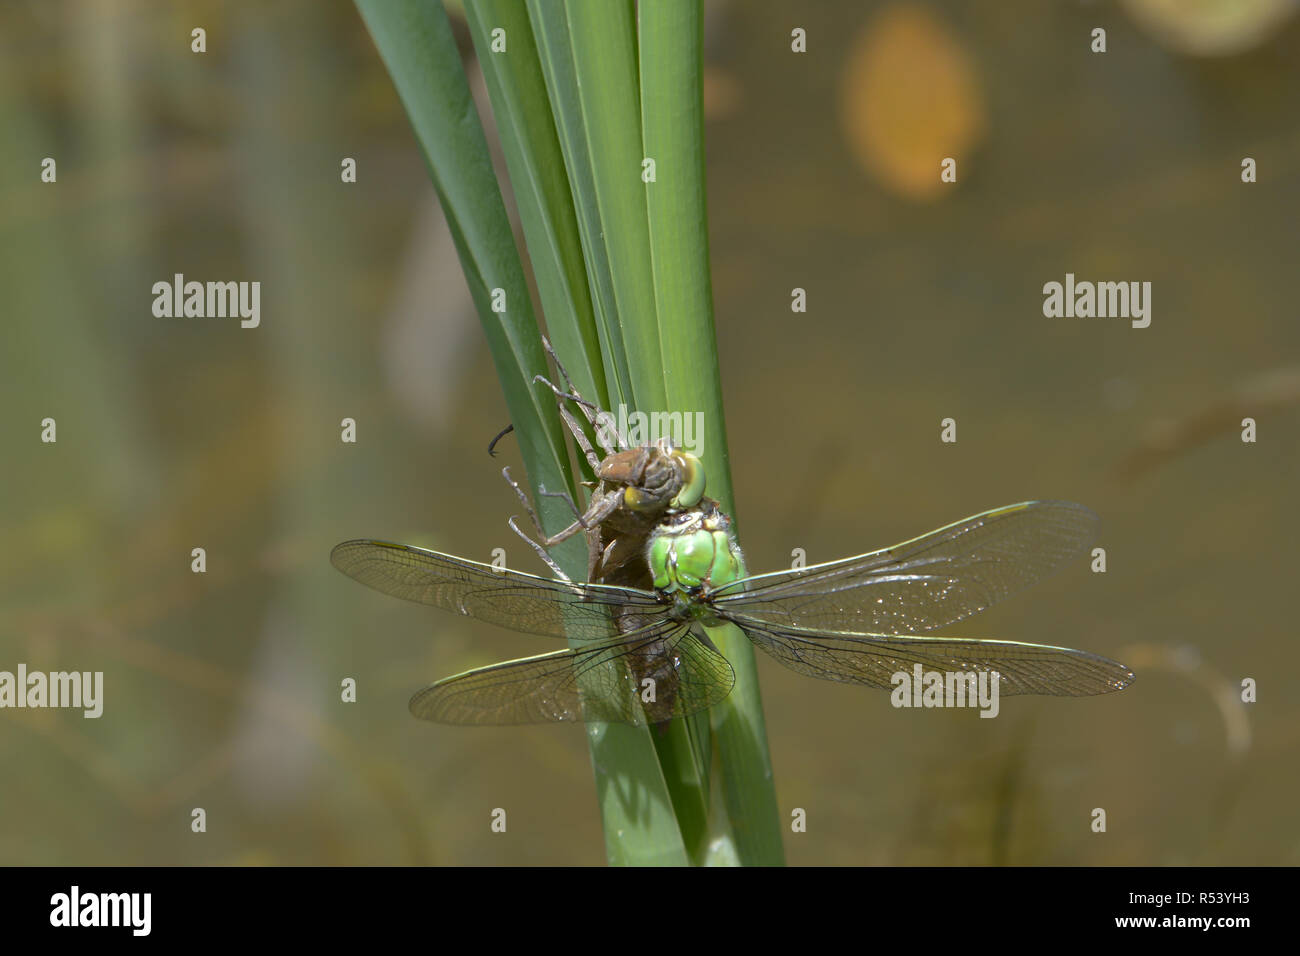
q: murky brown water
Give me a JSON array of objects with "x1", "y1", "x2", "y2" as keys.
[{"x1": 2, "y1": 0, "x2": 1296, "y2": 864}]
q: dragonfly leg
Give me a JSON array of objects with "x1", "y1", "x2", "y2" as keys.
[
  {"x1": 502, "y1": 466, "x2": 571, "y2": 543},
  {"x1": 538, "y1": 337, "x2": 621, "y2": 458},
  {"x1": 557, "y1": 402, "x2": 606, "y2": 472},
  {"x1": 486, "y1": 422, "x2": 513, "y2": 457},
  {"x1": 534, "y1": 373, "x2": 621, "y2": 457},
  {"x1": 538, "y1": 484, "x2": 588, "y2": 523},
  {"x1": 541, "y1": 334, "x2": 583, "y2": 401},
  {"x1": 507, "y1": 516, "x2": 572, "y2": 582},
  {"x1": 533, "y1": 373, "x2": 600, "y2": 418},
  {"x1": 500, "y1": 463, "x2": 620, "y2": 580},
  {"x1": 501, "y1": 465, "x2": 615, "y2": 544}
]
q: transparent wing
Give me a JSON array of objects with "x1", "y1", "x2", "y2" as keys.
[
  {"x1": 733, "y1": 615, "x2": 1134, "y2": 697},
  {"x1": 713, "y1": 501, "x2": 1099, "y2": 635},
  {"x1": 408, "y1": 622, "x2": 736, "y2": 725},
  {"x1": 330, "y1": 539, "x2": 666, "y2": 641}
]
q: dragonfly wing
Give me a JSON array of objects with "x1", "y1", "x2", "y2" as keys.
[
  {"x1": 713, "y1": 501, "x2": 1099, "y2": 635},
  {"x1": 331, "y1": 539, "x2": 666, "y2": 641},
  {"x1": 408, "y1": 622, "x2": 736, "y2": 725},
  {"x1": 732, "y1": 614, "x2": 1134, "y2": 696}
]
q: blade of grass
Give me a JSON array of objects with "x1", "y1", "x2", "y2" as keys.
[
  {"x1": 526, "y1": 0, "x2": 632, "y2": 409},
  {"x1": 526, "y1": 0, "x2": 722, "y2": 862},
  {"x1": 552, "y1": 0, "x2": 667, "y2": 410},
  {"x1": 461, "y1": 0, "x2": 705, "y2": 867},
  {"x1": 462, "y1": 0, "x2": 607, "y2": 412},
  {"x1": 639, "y1": 0, "x2": 785, "y2": 865},
  {"x1": 554, "y1": 0, "x2": 735, "y2": 863},
  {"x1": 355, "y1": 0, "x2": 690, "y2": 866}
]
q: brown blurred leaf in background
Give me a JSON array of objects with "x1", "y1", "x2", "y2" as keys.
[{"x1": 840, "y1": 2, "x2": 986, "y2": 202}]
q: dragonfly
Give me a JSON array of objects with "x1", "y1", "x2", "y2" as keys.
[{"x1": 331, "y1": 499, "x2": 1135, "y2": 725}]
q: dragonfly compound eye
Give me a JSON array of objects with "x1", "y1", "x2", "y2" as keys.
[{"x1": 669, "y1": 452, "x2": 706, "y2": 509}]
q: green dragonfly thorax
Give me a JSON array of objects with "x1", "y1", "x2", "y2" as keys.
[{"x1": 649, "y1": 502, "x2": 748, "y2": 625}]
